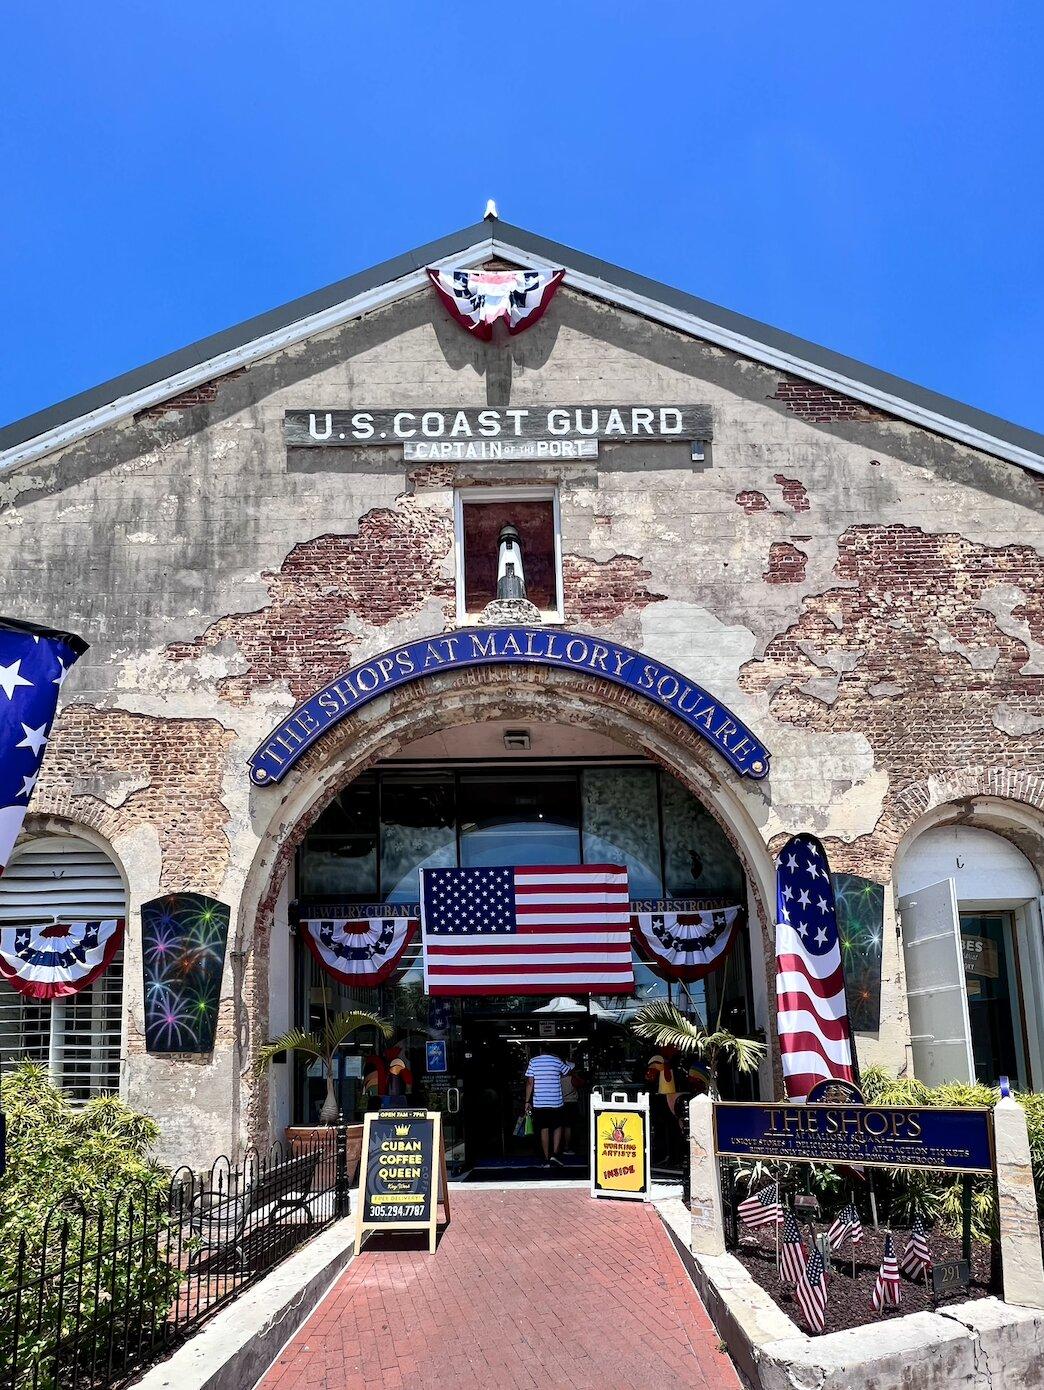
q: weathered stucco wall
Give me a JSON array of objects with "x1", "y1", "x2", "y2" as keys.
[{"x1": 1, "y1": 277, "x2": 1042, "y2": 1162}]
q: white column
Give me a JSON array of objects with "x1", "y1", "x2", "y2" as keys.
[
  {"x1": 994, "y1": 1096, "x2": 1044, "y2": 1308},
  {"x1": 688, "y1": 1095, "x2": 726, "y2": 1257}
]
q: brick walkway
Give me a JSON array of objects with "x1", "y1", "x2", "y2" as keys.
[{"x1": 259, "y1": 1189, "x2": 740, "y2": 1390}]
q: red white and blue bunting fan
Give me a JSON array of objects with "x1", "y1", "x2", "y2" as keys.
[
  {"x1": 300, "y1": 913, "x2": 418, "y2": 987},
  {"x1": 775, "y1": 832, "x2": 858, "y2": 1099},
  {"x1": 0, "y1": 918, "x2": 124, "y2": 999},
  {"x1": 426, "y1": 266, "x2": 565, "y2": 340},
  {"x1": 0, "y1": 616, "x2": 88, "y2": 877},
  {"x1": 631, "y1": 904, "x2": 742, "y2": 981}
]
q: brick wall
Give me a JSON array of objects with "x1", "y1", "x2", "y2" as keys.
[{"x1": 771, "y1": 378, "x2": 886, "y2": 423}]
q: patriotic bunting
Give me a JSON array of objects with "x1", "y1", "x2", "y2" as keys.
[
  {"x1": 0, "y1": 917, "x2": 124, "y2": 999},
  {"x1": 631, "y1": 903, "x2": 742, "y2": 981},
  {"x1": 427, "y1": 266, "x2": 564, "y2": 340},
  {"x1": 778, "y1": 1209, "x2": 808, "y2": 1285},
  {"x1": 738, "y1": 1183, "x2": 783, "y2": 1229},
  {"x1": 872, "y1": 1233, "x2": 902, "y2": 1311},
  {"x1": 775, "y1": 833, "x2": 857, "y2": 1099},
  {"x1": 300, "y1": 913, "x2": 418, "y2": 988},
  {"x1": 796, "y1": 1247, "x2": 828, "y2": 1333},
  {"x1": 900, "y1": 1214, "x2": 932, "y2": 1280},
  {"x1": 0, "y1": 617, "x2": 87, "y2": 878},
  {"x1": 827, "y1": 1203, "x2": 863, "y2": 1251}
]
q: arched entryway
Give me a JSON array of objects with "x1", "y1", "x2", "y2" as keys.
[{"x1": 238, "y1": 663, "x2": 776, "y2": 1153}]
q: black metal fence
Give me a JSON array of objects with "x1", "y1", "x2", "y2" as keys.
[{"x1": 2, "y1": 1125, "x2": 352, "y2": 1390}]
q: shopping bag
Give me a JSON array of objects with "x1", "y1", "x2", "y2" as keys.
[
  {"x1": 513, "y1": 1114, "x2": 526, "y2": 1138},
  {"x1": 524, "y1": 1112, "x2": 534, "y2": 1137}
]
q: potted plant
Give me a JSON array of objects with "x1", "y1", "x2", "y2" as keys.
[
  {"x1": 630, "y1": 996, "x2": 766, "y2": 1100},
  {"x1": 254, "y1": 983, "x2": 392, "y2": 1177}
]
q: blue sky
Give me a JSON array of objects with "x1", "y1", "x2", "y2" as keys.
[{"x1": 3, "y1": 3, "x2": 1043, "y2": 431}]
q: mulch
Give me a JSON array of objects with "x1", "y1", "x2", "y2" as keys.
[{"x1": 731, "y1": 1222, "x2": 997, "y2": 1335}]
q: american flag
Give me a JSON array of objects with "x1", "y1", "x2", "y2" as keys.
[
  {"x1": 796, "y1": 1247, "x2": 828, "y2": 1333},
  {"x1": 420, "y1": 864, "x2": 632, "y2": 996},
  {"x1": 778, "y1": 1209, "x2": 808, "y2": 1284},
  {"x1": 827, "y1": 1203, "x2": 863, "y2": 1251},
  {"x1": 775, "y1": 833, "x2": 857, "y2": 1099},
  {"x1": 900, "y1": 1214, "x2": 932, "y2": 1279},
  {"x1": 0, "y1": 618, "x2": 87, "y2": 878},
  {"x1": 738, "y1": 1183, "x2": 783, "y2": 1229},
  {"x1": 872, "y1": 1233, "x2": 902, "y2": 1311},
  {"x1": 426, "y1": 267, "x2": 565, "y2": 341}
]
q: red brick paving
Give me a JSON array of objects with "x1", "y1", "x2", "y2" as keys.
[{"x1": 259, "y1": 1189, "x2": 740, "y2": 1390}]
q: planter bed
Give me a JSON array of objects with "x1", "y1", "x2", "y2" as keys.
[{"x1": 731, "y1": 1222, "x2": 997, "y2": 1334}]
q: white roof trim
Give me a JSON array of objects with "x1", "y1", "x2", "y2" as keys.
[{"x1": 3, "y1": 235, "x2": 1043, "y2": 478}]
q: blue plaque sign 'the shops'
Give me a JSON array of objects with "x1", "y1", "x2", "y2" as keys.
[
  {"x1": 248, "y1": 627, "x2": 771, "y2": 786},
  {"x1": 714, "y1": 1103, "x2": 994, "y2": 1174}
]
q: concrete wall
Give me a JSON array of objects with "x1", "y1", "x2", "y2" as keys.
[{"x1": 1, "y1": 275, "x2": 1042, "y2": 1163}]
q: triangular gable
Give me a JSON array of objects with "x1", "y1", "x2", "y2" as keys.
[{"x1": 2, "y1": 219, "x2": 1043, "y2": 477}]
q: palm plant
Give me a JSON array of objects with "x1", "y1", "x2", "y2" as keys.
[
  {"x1": 630, "y1": 996, "x2": 766, "y2": 1100},
  {"x1": 254, "y1": 995, "x2": 392, "y2": 1124}
]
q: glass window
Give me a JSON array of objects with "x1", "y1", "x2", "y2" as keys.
[
  {"x1": 298, "y1": 776, "x2": 378, "y2": 898},
  {"x1": 380, "y1": 773, "x2": 457, "y2": 902},
  {"x1": 960, "y1": 911, "x2": 1029, "y2": 1088},
  {"x1": 661, "y1": 774, "x2": 745, "y2": 900},
  {"x1": 459, "y1": 773, "x2": 580, "y2": 867},
  {"x1": 581, "y1": 766, "x2": 662, "y2": 898}
]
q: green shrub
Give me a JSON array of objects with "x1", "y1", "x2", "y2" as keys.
[{"x1": 0, "y1": 1063, "x2": 180, "y2": 1390}]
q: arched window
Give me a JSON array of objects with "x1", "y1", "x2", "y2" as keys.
[
  {"x1": 897, "y1": 823, "x2": 1044, "y2": 1090},
  {"x1": 0, "y1": 834, "x2": 126, "y2": 1101}
]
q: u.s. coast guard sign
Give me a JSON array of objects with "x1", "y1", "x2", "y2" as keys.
[{"x1": 248, "y1": 627, "x2": 770, "y2": 786}]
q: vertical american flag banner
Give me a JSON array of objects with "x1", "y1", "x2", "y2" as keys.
[
  {"x1": 775, "y1": 832, "x2": 857, "y2": 1099},
  {"x1": 420, "y1": 863, "x2": 632, "y2": 996},
  {"x1": 0, "y1": 618, "x2": 87, "y2": 877},
  {"x1": 426, "y1": 267, "x2": 565, "y2": 340}
]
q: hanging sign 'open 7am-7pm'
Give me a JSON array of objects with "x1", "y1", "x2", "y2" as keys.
[{"x1": 248, "y1": 627, "x2": 771, "y2": 787}]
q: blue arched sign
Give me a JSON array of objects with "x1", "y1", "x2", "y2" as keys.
[{"x1": 247, "y1": 627, "x2": 771, "y2": 786}]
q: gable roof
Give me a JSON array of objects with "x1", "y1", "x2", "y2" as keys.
[{"x1": 2, "y1": 219, "x2": 1043, "y2": 477}]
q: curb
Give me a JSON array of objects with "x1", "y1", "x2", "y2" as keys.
[{"x1": 131, "y1": 1220, "x2": 355, "y2": 1390}]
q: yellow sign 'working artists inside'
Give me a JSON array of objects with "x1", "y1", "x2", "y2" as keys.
[{"x1": 594, "y1": 1111, "x2": 647, "y2": 1195}]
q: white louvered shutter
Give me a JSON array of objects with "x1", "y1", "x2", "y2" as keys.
[{"x1": 0, "y1": 835, "x2": 126, "y2": 1101}]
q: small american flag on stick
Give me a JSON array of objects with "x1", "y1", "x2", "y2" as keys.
[
  {"x1": 738, "y1": 1183, "x2": 783, "y2": 1229},
  {"x1": 796, "y1": 1247, "x2": 828, "y2": 1334},
  {"x1": 827, "y1": 1203, "x2": 863, "y2": 1251},
  {"x1": 872, "y1": 1233, "x2": 902, "y2": 1311},
  {"x1": 778, "y1": 1209, "x2": 808, "y2": 1285},
  {"x1": 900, "y1": 1214, "x2": 932, "y2": 1280}
]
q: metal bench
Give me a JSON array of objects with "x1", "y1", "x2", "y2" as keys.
[{"x1": 188, "y1": 1150, "x2": 320, "y2": 1268}]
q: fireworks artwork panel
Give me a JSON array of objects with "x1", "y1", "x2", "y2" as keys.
[
  {"x1": 142, "y1": 893, "x2": 230, "y2": 1054},
  {"x1": 832, "y1": 873, "x2": 885, "y2": 1032}
]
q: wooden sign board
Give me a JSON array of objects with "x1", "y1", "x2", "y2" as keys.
[
  {"x1": 355, "y1": 1108, "x2": 450, "y2": 1253},
  {"x1": 590, "y1": 1090, "x2": 651, "y2": 1201}
]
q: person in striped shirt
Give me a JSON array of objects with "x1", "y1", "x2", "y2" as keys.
[{"x1": 525, "y1": 1046, "x2": 575, "y2": 1167}]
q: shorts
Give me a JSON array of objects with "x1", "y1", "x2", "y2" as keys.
[{"x1": 531, "y1": 1105, "x2": 563, "y2": 1130}]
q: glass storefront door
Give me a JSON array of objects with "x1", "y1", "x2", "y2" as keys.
[{"x1": 960, "y1": 911, "x2": 1030, "y2": 1088}]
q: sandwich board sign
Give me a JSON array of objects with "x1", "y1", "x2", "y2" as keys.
[
  {"x1": 355, "y1": 1108, "x2": 450, "y2": 1253},
  {"x1": 590, "y1": 1090, "x2": 651, "y2": 1201}
]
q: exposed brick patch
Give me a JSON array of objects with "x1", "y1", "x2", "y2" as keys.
[
  {"x1": 135, "y1": 368, "x2": 247, "y2": 419},
  {"x1": 407, "y1": 462, "x2": 459, "y2": 488},
  {"x1": 741, "y1": 524, "x2": 1044, "y2": 878},
  {"x1": 166, "y1": 497, "x2": 455, "y2": 702},
  {"x1": 773, "y1": 473, "x2": 811, "y2": 512},
  {"x1": 37, "y1": 706, "x2": 234, "y2": 895},
  {"x1": 772, "y1": 378, "x2": 885, "y2": 423},
  {"x1": 736, "y1": 489, "x2": 769, "y2": 514},
  {"x1": 561, "y1": 553, "x2": 666, "y2": 624},
  {"x1": 764, "y1": 541, "x2": 808, "y2": 584}
]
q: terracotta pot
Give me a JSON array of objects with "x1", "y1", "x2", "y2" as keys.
[{"x1": 284, "y1": 1123, "x2": 365, "y2": 1184}]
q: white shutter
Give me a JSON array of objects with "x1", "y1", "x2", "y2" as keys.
[
  {"x1": 0, "y1": 835, "x2": 126, "y2": 1101},
  {"x1": 898, "y1": 878, "x2": 975, "y2": 1085}
]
